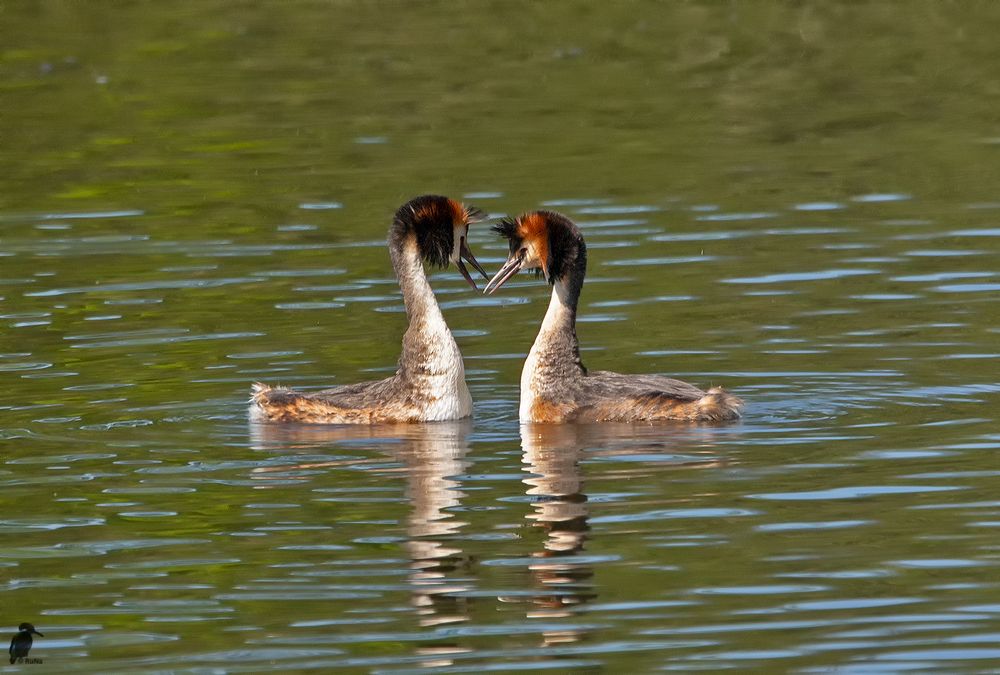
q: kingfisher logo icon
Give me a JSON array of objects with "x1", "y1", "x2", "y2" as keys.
[{"x1": 8, "y1": 623, "x2": 43, "y2": 665}]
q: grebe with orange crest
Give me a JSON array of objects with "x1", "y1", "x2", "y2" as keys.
[{"x1": 484, "y1": 210, "x2": 742, "y2": 424}]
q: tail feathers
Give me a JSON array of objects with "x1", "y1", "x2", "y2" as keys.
[
  {"x1": 248, "y1": 382, "x2": 366, "y2": 424},
  {"x1": 697, "y1": 386, "x2": 744, "y2": 421},
  {"x1": 250, "y1": 382, "x2": 296, "y2": 410},
  {"x1": 249, "y1": 382, "x2": 307, "y2": 423},
  {"x1": 250, "y1": 382, "x2": 300, "y2": 407},
  {"x1": 249, "y1": 382, "x2": 272, "y2": 404}
]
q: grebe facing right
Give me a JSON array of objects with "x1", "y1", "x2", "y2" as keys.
[
  {"x1": 251, "y1": 195, "x2": 487, "y2": 424},
  {"x1": 485, "y1": 210, "x2": 742, "y2": 424}
]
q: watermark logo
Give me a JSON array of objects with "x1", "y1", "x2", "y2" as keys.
[{"x1": 8, "y1": 622, "x2": 43, "y2": 665}]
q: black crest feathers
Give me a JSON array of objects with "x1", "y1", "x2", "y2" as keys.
[
  {"x1": 464, "y1": 205, "x2": 486, "y2": 223},
  {"x1": 539, "y1": 210, "x2": 586, "y2": 285},
  {"x1": 492, "y1": 217, "x2": 519, "y2": 244},
  {"x1": 392, "y1": 195, "x2": 467, "y2": 268}
]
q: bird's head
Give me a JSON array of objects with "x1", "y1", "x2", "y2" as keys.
[
  {"x1": 484, "y1": 210, "x2": 585, "y2": 294},
  {"x1": 393, "y1": 195, "x2": 488, "y2": 289}
]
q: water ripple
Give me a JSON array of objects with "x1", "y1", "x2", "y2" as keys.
[
  {"x1": 749, "y1": 486, "x2": 963, "y2": 501},
  {"x1": 722, "y1": 269, "x2": 878, "y2": 284}
]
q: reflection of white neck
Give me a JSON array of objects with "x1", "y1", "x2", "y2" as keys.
[
  {"x1": 521, "y1": 425, "x2": 588, "y2": 552},
  {"x1": 390, "y1": 236, "x2": 471, "y2": 419},
  {"x1": 407, "y1": 441, "x2": 468, "y2": 540},
  {"x1": 400, "y1": 423, "x2": 472, "y2": 626}
]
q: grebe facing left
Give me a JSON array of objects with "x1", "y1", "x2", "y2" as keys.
[
  {"x1": 485, "y1": 210, "x2": 742, "y2": 424},
  {"x1": 251, "y1": 195, "x2": 488, "y2": 424}
]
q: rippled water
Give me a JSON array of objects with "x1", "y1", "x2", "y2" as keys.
[{"x1": 3, "y1": 2, "x2": 1000, "y2": 672}]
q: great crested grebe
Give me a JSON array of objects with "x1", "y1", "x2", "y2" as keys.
[
  {"x1": 250, "y1": 195, "x2": 488, "y2": 424},
  {"x1": 484, "y1": 210, "x2": 743, "y2": 424}
]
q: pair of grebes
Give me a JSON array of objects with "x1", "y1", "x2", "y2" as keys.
[{"x1": 250, "y1": 195, "x2": 742, "y2": 425}]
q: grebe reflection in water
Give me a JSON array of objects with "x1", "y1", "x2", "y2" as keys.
[
  {"x1": 514, "y1": 423, "x2": 729, "y2": 646},
  {"x1": 249, "y1": 420, "x2": 475, "y2": 629}
]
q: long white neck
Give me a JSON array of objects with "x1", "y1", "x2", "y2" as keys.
[
  {"x1": 537, "y1": 280, "x2": 579, "y2": 348},
  {"x1": 393, "y1": 236, "x2": 449, "y2": 331},
  {"x1": 390, "y1": 235, "x2": 472, "y2": 419},
  {"x1": 519, "y1": 278, "x2": 586, "y2": 420}
]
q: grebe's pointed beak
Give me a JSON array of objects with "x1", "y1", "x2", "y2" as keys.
[
  {"x1": 456, "y1": 259, "x2": 477, "y2": 290},
  {"x1": 461, "y1": 237, "x2": 489, "y2": 280},
  {"x1": 483, "y1": 249, "x2": 525, "y2": 295},
  {"x1": 456, "y1": 237, "x2": 487, "y2": 290}
]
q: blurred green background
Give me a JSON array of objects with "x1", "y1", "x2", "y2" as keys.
[{"x1": 4, "y1": 1, "x2": 1000, "y2": 216}]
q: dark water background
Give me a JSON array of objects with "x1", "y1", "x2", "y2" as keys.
[{"x1": 2, "y1": 2, "x2": 1000, "y2": 672}]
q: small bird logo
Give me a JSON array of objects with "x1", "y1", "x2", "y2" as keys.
[{"x1": 8, "y1": 623, "x2": 43, "y2": 664}]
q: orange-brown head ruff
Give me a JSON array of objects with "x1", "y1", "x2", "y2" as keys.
[
  {"x1": 514, "y1": 212, "x2": 551, "y2": 280},
  {"x1": 408, "y1": 196, "x2": 467, "y2": 231}
]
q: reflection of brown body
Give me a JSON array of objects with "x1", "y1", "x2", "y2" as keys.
[
  {"x1": 249, "y1": 420, "x2": 475, "y2": 635},
  {"x1": 249, "y1": 195, "x2": 487, "y2": 424},
  {"x1": 486, "y1": 211, "x2": 743, "y2": 423},
  {"x1": 395, "y1": 423, "x2": 475, "y2": 629},
  {"x1": 515, "y1": 424, "x2": 729, "y2": 646}
]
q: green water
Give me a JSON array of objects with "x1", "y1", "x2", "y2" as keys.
[{"x1": 2, "y1": 2, "x2": 1000, "y2": 672}]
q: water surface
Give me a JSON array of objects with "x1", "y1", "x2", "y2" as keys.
[{"x1": 2, "y1": 2, "x2": 1000, "y2": 672}]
